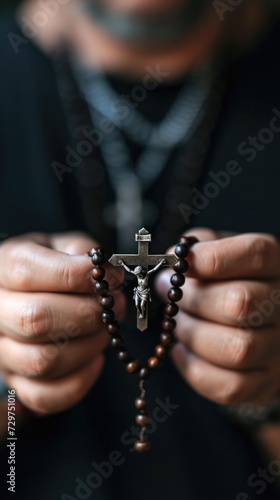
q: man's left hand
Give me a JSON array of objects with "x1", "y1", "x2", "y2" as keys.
[{"x1": 157, "y1": 229, "x2": 280, "y2": 406}]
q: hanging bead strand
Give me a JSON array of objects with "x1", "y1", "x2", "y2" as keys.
[{"x1": 89, "y1": 235, "x2": 198, "y2": 452}]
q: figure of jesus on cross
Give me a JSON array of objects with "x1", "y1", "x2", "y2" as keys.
[
  {"x1": 109, "y1": 228, "x2": 177, "y2": 331},
  {"x1": 118, "y1": 258, "x2": 166, "y2": 320}
]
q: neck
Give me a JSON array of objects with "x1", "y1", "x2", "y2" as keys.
[{"x1": 18, "y1": 0, "x2": 268, "y2": 81}]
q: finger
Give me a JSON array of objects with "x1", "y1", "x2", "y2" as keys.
[
  {"x1": 172, "y1": 343, "x2": 269, "y2": 405},
  {"x1": 49, "y1": 232, "x2": 100, "y2": 255},
  {"x1": 0, "y1": 331, "x2": 108, "y2": 380},
  {"x1": 175, "y1": 312, "x2": 278, "y2": 370},
  {"x1": 2, "y1": 356, "x2": 104, "y2": 414},
  {"x1": 0, "y1": 289, "x2": 126, "y2": 342},
  {"x1": 185, "y1": 233, "x2": 280, "y2": 280},
  {"x1": 157, "y1": 273, "x2": 280, "y2": 327},
  {"x1": 0, "y1": 238, "x2": 124, "y2": 292}
]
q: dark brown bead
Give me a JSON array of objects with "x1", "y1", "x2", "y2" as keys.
[
  {"x1": 134, "y1": 440, "x2": 150, "y2": 453},
  {"x1": 160, "y1": 332, "x2": 175, "y2": 346},
  {"x1": 126, "y1": 361, "x2": 140, "y2": 374},
  {"x1": 173, "y1": 259, "x2": 189, "y2": 274},
  {"x1": 148, "y1": 356, "x2": 161, "y2": 369},
  {"x1": 162, "y1": 317, "x2": 176, "y2": 331},
  {"x1": 179, "y1": 235, "x2": 199, "y2": 248},
  {"x1": 95, "y1": 280, "x2": 109, "y2": 295},
  {"x1": 89, "y1": 247, "x2": 105, "y2": 257},
  {"x1": 179, "y1": 236, "x2": 189, "y2": 246},
  {"x1": 135, "y1": 413, "x2": 150, "y2": 426},
  {"x1": 107, "y1": 321, "x2": 119, "y2": 335},
  {"x1": 164, "y1": 303, "x2": 179, "y2": 317},
  {"x1": 135, "y1": 398, "x2": 148, "y2": 411},
  {"x1": 110, "y1": 336, "x2": 124, "y2": 349},
  {"x1": 139, "y1": 367, "x2": 150, "y2": 379},
  {"x1": 175, "y1": 243, "x2": 189, "y2": 259},
  {"x1": 91, "y1": 266, "x2": 105, "y2": 281},
  {"x1": 117, "y1": 350, "x2": 131, "y2": 362},
  {"x1": 101, "y1": 310, "x2": 115, "y2": 324},
  {"x1": 155, "y1": 344, "x2": 168, "y2": 359},
  {"x1": 170, "y1": 273, "x2": 185, "y2": 287},
  {"x1": 168, "y1": 287, "x2": 183, "y2": 302},
  {"x1": 91, "y1": 252, "x2": 106, "y2": 266},
  {"x1": 187, "y1": 235, "x2": 199, "y2": 246},
  {"x1": 100, "y1": 294, "x2": 115, "y2": 310}
]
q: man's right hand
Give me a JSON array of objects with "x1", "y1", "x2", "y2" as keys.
[{"x1": 0, "y1": 232, "x2": 125, "y2": 414}]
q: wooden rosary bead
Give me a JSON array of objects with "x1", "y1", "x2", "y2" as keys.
[
  {"x1": 173, "y1": 259, "x2": 189, "y2": 274},
  {"x1": 110, "y1": 336, "x2": 124, "y2": 349},
  {"x1": 168, "y1": 287, "x2": 183, "y2": 302},
  {"x1": 155, "y1": 344, "x2": 168, "y2": 359},
  {"x1": 117, "y1": 350, "x2": 131, "y2": 362},
  {"x1": 160, "y1": 332, "x2": 175, "y2": 346},
  {"x1": 135, "y1": 398, "x2": 148, "y2": 411},
  {"x1": 135, "y1": 413, "x2": 150, "y2": 426},
  {"x1": 95, "y1": 280, "x2": 109, "y2": 295},
  {"x1": 148, "y1": 356, "x2": 161, "y2": 369},
  {"x1": 100, "y1": 294, "x2": 115, "y2": 310},
  {"x1": 162, "y1": 317, "x2": 176, "y2": 331},
  {"x1": 164, "y1": 303, "x2": 179, "y2": 317},
  {"x1": 179, "y1": 235, "x2": 199, "y2": 248},
  {"x1": 106, "y1": 321, "x2": 119, "y2": 335},
  {"x1": 89, "y1": 234, "x2": 197, "y2": 454},
  {"x1": 179, "y1": 236, "x2": 189, "y2": 246},
  {"x1": 139, "y1": 367, "x2": 150, "y2": 379},
  {"x1": 101, "y1": 310, "x2": 115, "y2": 324},
  {"x1": 126, "y1": 361, "x2": 140, "y2": 374},
  {"x1": 91, "y1": 266, "x2": 106, "y2": 281},
  {"x1": 91, "y1": 252, "x2": 106, "y2": 266},
  {"x1": 134, "y1": 440, "x2": 150, "y2": 453},
  {"x1": 89, "y1": 247, "x2": 105, "y2": 257},
  {"x1": 175, "y1": 243, "x2": 189, "y2": 259},
  {"x1": 170, "y1": 273, "x2": 185, "y2": 287}
]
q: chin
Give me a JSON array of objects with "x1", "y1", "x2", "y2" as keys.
[{"x1": 101, "y1": 0, "x2": 187, "y2": 16}]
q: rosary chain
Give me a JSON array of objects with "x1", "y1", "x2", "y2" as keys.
[{"x1": 90, "y1": 235, "x2": 198, "y2": 452}]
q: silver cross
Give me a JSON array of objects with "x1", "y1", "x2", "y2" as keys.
[{"x1": 109, "y1": 228, "x2": 177, "y2": 331}]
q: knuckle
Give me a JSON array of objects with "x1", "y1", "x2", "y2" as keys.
[
  {"x1": 222, "y1": 332, "x2": 253, "y2": 368},
  {"x1": 223, "y1": 285, "x2": 251, "y2": 322},
  {"x1": 10, "y1": 242, "x2": 35, "y2": 290},
  {"x1": 60, "y1": 262, "x2": 79, "y2": 291},
  {"x1": 26, "y1": 345, "x2": 57, "y2": 377},
  {"x1": 19, "y1": 301, "x2": 52, "y2": 338},
  {"x1": 204, "y1": 247, "x2": 222, "y2": 276}
]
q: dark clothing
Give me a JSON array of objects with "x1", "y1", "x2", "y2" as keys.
[{"x1": 1, "y1": 9, "x2": 280, "y2": 500}]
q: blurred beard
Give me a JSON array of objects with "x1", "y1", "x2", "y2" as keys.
[{"x1": 78, "y1": 0, "x2": 211, "y2": 46}]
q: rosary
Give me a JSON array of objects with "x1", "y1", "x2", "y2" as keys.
[{"x1": 89, "y1": 228, "x2": 198, "y2": 452}]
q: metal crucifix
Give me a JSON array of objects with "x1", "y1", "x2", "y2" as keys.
[{"x1": 109, "y1": 228, "x2": 177, "y2": 331}]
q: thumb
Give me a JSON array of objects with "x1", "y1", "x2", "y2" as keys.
[{"x1": 155, "y1": 227, "x2": 226, "y2": 298}]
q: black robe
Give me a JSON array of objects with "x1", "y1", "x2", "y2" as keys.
[{"x1": 1, "y1": 8, "x2": 280, "y2": 500}]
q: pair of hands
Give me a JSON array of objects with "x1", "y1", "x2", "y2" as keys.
[{"x1": 1, "y1": 229, "x2": 280, "y2": 414}]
